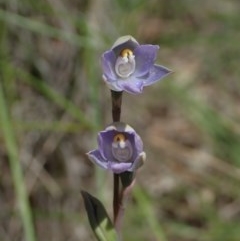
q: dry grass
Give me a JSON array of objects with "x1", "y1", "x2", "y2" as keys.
[{"x1": 0, "y1": 0, "x2": 240, "y2": 240}]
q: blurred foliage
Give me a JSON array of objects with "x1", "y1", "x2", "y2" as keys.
[{"x1": 0, "y1": 0, "x2": 240, "y2": 241}]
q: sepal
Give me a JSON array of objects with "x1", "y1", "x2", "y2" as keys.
[{"x1": 119, "y1": 171, "x2": 135, "y2": 188}]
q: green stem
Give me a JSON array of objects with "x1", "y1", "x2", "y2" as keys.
[{"x1": 0, "y1": 82, "x2": 36, "y2": 241}]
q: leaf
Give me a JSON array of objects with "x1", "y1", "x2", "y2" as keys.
[{"x1": 81, "y1": 191, "x2": 118, "y2": 241}]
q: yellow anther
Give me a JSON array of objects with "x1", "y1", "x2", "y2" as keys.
[
  {"x1": 113, "y1": 133, "x2": 126, "y2": 143},
  {"x1": 120, "y1": 49, "x2": 133, "y2": 58}
]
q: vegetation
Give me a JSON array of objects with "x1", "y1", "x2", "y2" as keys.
[{"x1": 0, "y1": 0, "x2": 240, "y2": 240}]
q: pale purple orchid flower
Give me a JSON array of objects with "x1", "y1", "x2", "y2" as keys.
[
  {"x1": 101, "y1": 35, "x2": 172, "y2": 94},
  {"x1": 87, "y1": 122, "x2": 146, "y2": 174}
]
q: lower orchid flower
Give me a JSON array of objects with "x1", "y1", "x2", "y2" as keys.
[
  {"x1": 101, "y1": 35, "x2": 172, "y2": 94},
  {"x1": 87, "y1": 122, "x2": 146, "y2": 174}
]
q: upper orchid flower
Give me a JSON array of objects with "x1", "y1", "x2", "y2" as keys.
[
  {"x1": 87, "y1": 122, "x2": 146, "y2": 174},
  {"x1": 101, "y1": 35, "x2": 172, "y2": 94}
]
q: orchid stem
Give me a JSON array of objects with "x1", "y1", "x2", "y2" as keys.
[
  {"x1": 113, "y1": 173, "x2": 120, "y2": 222},
  {"x1": 110, "y1": 90, "x2": 123, "y2": 224},
  {"x1": 111, "y1": 90, "x2": 122, "y2": 122},
  {"x1": 114, "y1": 179, "x2": 135, "y2": 235}
]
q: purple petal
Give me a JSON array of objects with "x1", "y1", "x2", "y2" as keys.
[
  {"x1": 101, "y1": 50, "x2": 117, "y2": 82},
  {"x1": 99, "y1": 130, "x2": 116, "y2": 161},
  {"x1": 128, "y1": 152, "x2": 146, "y2": 172},
  {"x1": 103, "y1": 79, "x2": 123, "y2": 92},
  {"x1": 133, "y1": 132, "x2": 143, "y2": 155},
  {"x1": 97, "y1": 133, "x2": 107, "y2": 160},
  {"x1": 117, "y1": 76, "x2": 144, "y2": 94},
  {"x1": 109, "y1": 162, "x2": 132, "y2": 174},
  {"x1": 134, "y1": 45, "x2": 159, "y2": 78},
  {"x1": 143, "y1": 64, "x2": 172, "y2": 86},
  {"x1": 87, "y1": 149, "x2": 108, "y2": 170}
]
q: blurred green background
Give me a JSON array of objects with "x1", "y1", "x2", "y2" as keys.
[{"x1": 0, "y1": 0, "x2": 240, "y2": 240}]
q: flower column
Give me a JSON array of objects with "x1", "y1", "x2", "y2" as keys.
[{"x1": 82, "y1": 35, "x2": 172, "y2": 241}]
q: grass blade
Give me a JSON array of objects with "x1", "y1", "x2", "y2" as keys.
[
  {"x1": 0, "y1": 82, "x2": 36, "y2": 241},
  {"x1": 134, "y1": 185, "x2": 167, "y2": 241},
  {"x1": 0, "y1": 9, "x2": 92, "y2": 48}
]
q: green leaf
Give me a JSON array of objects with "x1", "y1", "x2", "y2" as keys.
[{"x1": 81, "y1": 191, "x2": 118, "y2": 241}]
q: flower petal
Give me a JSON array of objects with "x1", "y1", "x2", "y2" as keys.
[
  {"x1": 134, "y1": 45, "x2": 159, "y2": 78},
  {"x1": 87, "y1": 149, "x2": 108, "y2": 170},
  {"x1": 97, "y1": 133, "x2": 107, "y2": 160},
  {"x1": 143, "y1": 64, "x2": 172, "y2": 86},
  {"x1": 117, "y1": 76, "x2": 144, "y2": 94},
  {"x1": 129, "y1": 152, "x2": 146, "y2": 172},
  {"x1": 109, "y1": 162, "x2": 132, "y2": 174},
  {"x1": 133, "y1": 132, "x2": 143, "y2": 155},
  {"x1": 101, "y1": 50, "x2": 117, "y2": 82},
  {"x1": 99, "y1": 130, "x2": 116, "y2": 161},
  {"x1": 103, "y1": 78, "x2": 123, "y2": 92}
]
